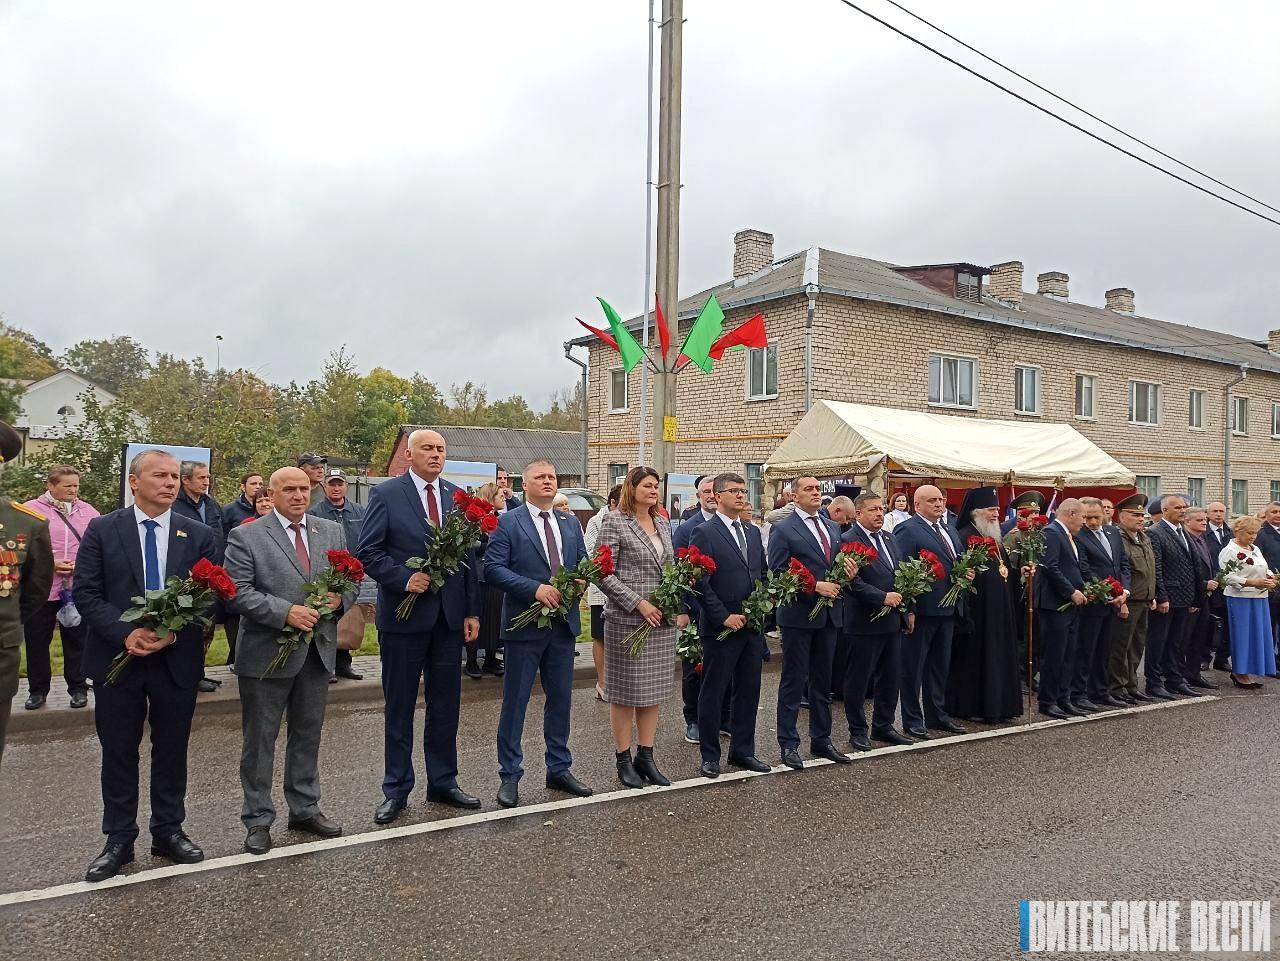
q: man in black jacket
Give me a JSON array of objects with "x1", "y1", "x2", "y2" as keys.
[
  {"x1": 171, "y1": 460, "x2": 225, "y2": 692},
  {"x1": 222, "y1": 472, "x2": 263, "y2": 528},
  {"x1": 1072, "y1": 497, "x2": 1131, "y2": 710},
  {"x1": 1146, "y1": 494, "x2": 1204, "y2": 699}
]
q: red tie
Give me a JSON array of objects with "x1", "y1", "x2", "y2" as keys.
[
  {"x1": 539, "y1": 512, "x2": 562, "y2": 574},
  {"x1": 808, "y1": 515, "x2": 831, "y2": 561},
  {"x1": 290, "y1": 523, "x2": 311, "y2": 575},
  {"x1": 425, "y1": 483, "x2": 441, "y2": 527}
]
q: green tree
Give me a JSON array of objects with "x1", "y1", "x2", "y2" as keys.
[
  {"x1": 62, "y1": 335, "x2": 152, "y2": 394},
  {"x1": 539, "y1": 382, "x2": 584, "y2": 431},
  {"x1": 0, "y1": 322, "x2": 58, "y2": 421}
]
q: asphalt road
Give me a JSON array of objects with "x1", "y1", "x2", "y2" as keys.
[{"x1": 1, "y1": 670, "x2": 1276, "y2": 960}]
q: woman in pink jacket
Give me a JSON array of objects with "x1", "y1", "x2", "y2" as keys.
[{"x1": 22, "y1": 465, "x2": 100, "y2": 710}]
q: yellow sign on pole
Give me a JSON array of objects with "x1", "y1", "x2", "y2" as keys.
[{"x1": 662, "y1": 416, "x2": 677, "y2": 442}]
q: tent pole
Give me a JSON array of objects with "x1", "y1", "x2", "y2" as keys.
[{"x1": 1025, "y1": 567, "x2": 1035, "y2": 722}]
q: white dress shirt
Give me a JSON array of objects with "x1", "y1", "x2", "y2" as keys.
[
  {"x1": 1163, "y1": 518, "x2": 1190, "y2": 551},
  {"x1": 526, "y1": 501, "x2": 564, "y2": 569},
  {"x1": 133, "y1": 505, "x2": 171, "y2": 583},
  {"x1": 715, "y1": 511, "x2": 749, "y2": 556},
  {"x1": 795, "y1": 509, "x2": 830, "y2": 553},
  {"x1": 274, "y1": 509, "x2": 310, "y2": 555},
  {"x1": 409, "y1": 470, "x2": 444, "y2": 523}
]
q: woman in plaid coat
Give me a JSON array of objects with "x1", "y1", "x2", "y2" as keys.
[{"x1": 598, "y1": 467, "x2": 687, "y2": 788}]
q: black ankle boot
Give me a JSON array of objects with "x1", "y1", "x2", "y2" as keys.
[
  {"x1": 615, "y1": 750, "x2": 645, "y2": 789},
  {"x1": 633, "y1": 745, "x2": 671, "y2": 786},
  {"x1": 464, "y1": 645, "x2": 482, "y2": 679}
]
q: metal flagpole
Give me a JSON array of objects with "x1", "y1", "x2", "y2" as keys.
[{"x1": 637, "y1": 0, "x2": 657, "y2": 466}]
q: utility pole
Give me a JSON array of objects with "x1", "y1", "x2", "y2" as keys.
[{"x1": 651, "y1": 0, "x2": 682, "y2": 480}]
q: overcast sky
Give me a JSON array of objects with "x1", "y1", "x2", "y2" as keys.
[{"x1": 3, "y1": 1, "x2": 1278, "y2": 405}]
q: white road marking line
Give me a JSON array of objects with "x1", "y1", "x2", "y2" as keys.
[{"x1": 0, "y1": 694, "x2": 1217, "y2": 909}]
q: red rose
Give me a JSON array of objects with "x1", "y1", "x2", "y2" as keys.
[
  {"x1": 693, "y1": 662, "x2": 703, "y2": 676},
  {"x1": 1016, "y1": 518, "x2": 1030, "y2": 532},
  {"x1": 675, "y1": 547, "x2": 690, "y2": 561},
  {"x1": 1031, "y1": 516, "x2": 1049, "y2": 528},
  {"x1": 967, "y1": 535, "x2": 984, "y2": 547},
  {"x1": 452, "y1": 490, "x2": 470, "y2": 508},
  {"x1": 1245, "y1": 558, "x2": 1254, "y2": 565},
  {"x1": 192, "y1": 557, "x2": 216, "y2": 582},
  {"x1": 595, "y1": 545, "x2": 614, "y2": 577},
  {"x1": 1237, "y1": 552, "x2": 1248, "y2": 560},
  {"x1": 480, "y1": 513, "x2": 499, "y2": 534},
  {"x1": 465, "y1": 503, "x2": 486, "y2": 523}
]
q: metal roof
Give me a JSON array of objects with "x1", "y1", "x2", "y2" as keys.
[
  {"x1": 395, "y1": 425, "x2": 584, "y2": 473},
  {"x1": 567, "y1": 247, "x2": 1280, "y2": 375}
]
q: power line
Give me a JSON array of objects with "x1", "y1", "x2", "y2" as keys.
[
  {"x1": 831, "y1": 0, "x2": 1280, "y2": 229},
  {"x1": 880, "y1": 0, "x2": 1280, "y2": 217}
]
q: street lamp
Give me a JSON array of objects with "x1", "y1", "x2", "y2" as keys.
[{"x1": 215, "y1": 334, "x2": 224, "y2": 373}]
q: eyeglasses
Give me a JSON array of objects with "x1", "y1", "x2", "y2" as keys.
[{"x1": 719, "y1": 488, "x2": 748, "y2": 496}]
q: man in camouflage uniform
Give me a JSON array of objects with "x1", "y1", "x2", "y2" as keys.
[{"x1": 0, "y1": 422, "x2": 56, "y2": 769}]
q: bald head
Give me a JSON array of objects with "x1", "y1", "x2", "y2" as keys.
[
  {"x1": 914, "y1": 485, "x2": 946, "y2": 521},
  {"x1": 407, "y1": 428, "x2": 446, "y2": 481},
  {"x1": 1056, "y1": 497, "x2": 1084, "y2": 533},
  {"x1": 270, "y1": 466, "x2": 311, "y2": 522}
]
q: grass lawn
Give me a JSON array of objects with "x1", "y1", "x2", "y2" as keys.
[{"x1": 19, "y1": 602, "x2": 594, "y2": 678}]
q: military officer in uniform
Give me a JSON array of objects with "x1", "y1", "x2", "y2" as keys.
[
  {"x1": 1110, "y1": 492, "x2": 1157, "y2": 703},
  {"x1": 0, "y1": 421, "x2": 56, "y2": 770}
]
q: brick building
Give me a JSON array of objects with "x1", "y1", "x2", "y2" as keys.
[{"x1": 572, "y1": 229, "x2": 1280, "y2": 515}]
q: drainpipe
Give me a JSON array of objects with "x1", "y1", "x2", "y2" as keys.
[
  {"x1": 564, "y1": 342, "x2": 590, "y2": 486},
  {"x1": 1224, "y1": 364, "x2": 1247, "y2": 510},
  {"x1": 802, "y1": 246, "x2": 820, "y2": 411}
]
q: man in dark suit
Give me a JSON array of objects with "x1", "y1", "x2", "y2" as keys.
[
  {"x1": 1182, "y1": 507, "x2": 1220, "y2": 691},
  {"x1": 76, "y1": 449, "x2": 219, "y2": 882},
  {"x1": 1254, "y1": 501, "x2": 1280, "y2": 656},
  {"x1": 841, "y1": 491, "x2": 912, "y2": 750},
  {"x1": 893, "y1": 484, "x2": 969, "y2": 737},
  {"x1": 484, "y1": 460, "x2": 592, "y2": 808},
  {"x1": 1204, "y1": 501, "x2": 1232, "y2": 670},
  {"x1": 1146, "y1": 494, "x2": 1203, "y2": 699},
  {"x1": 1072, "y1": 497, "x2": 1131, "y2": 710},
  {"x1": 358, "y1": 429, "x2": 481, "y2": 823},
  {"x1": 1033, "y1": 498, "x2": 1088, "y2": 718},
  {"x1": 689, "y1": 472, "x2": 771, "y2": 778},
  {"x1": 672, "y1": 473, "x2": 722, "y2": 743},
  {"x1": 172, "y1": 459, "x2": 227, "y2": 693},
  {"x1": 767, "y1": 475, "x2": 852, "y2": 769}
]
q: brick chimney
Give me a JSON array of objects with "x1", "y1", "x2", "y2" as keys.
[
  {"x1": 1268, "y1": 329, "x2": 1280, "y2": 353},
  {"x1": 988, "y1": 261, "x2": 1024, "y2": 305},
  {"x1": 1036, "y1": 270, "x2": 1069, "y2": 299},
  {"x1": 1105, "y1": 287, "x2": 1136, "y2": 313},
  {"x1": 733, "y1": 229, "x2": 774, "y2": 279}
]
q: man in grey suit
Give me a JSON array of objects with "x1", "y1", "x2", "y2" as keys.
[{"x1": 225, "y1": 466, "x2": 357, "y2": 855}]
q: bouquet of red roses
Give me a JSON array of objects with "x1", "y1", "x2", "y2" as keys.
[
  {"x1": 1215, "y1": 552, "x2": 1250, "y2": 586},
  {"x1": 808, "y1": 541, "x2": 876, "y2": 620},
  {"x1": 267, "y1": 550, "x2": 366, "y2": 674},
  {"x1": 1015, "y1": 513, "x2": 1051, "y2": 580},
  {"x1": 397, "y1": 490, "x2": 499, "y2": 620},
  {"x1": 625, "y1": 545, "x2": 716, "y2": 657},
  {"x1": 107, "y1": 557, "x2": 236, "y2": 685},
  {"x1": 1059, "y1": 575, "x2": 1124, "y2": 612},
  {"x1": 714, "y1": 559, "x2": 816, "y2": 642},
  {"x1": 941, "y1": 535, "x2": 999, "y2": 607},
  {"x1": 872, "y1": 550, "x2": 943, "y2": 621},
  {"x1": 508, "y1": 546, "x2": 614, "y2": 631}
]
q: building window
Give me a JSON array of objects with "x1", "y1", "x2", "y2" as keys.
[
  {"x1": 1188, "y1": 390, "x2": 1204, "y2": 429},
  {"x1": 609, "y1": 369, "x2": 628, "y2": 413},
  {"x1": 607, "y1": 463, "x2": 629, "y2": 488},
  {"x1": 1186, "y1": 477, "x2": 1205, "y2": 507},
  {"x1": 745, "y1": 463, "x2": 764, "y2": 512},
  {"x1": 928, "y1": 354, "x2": 976, "y2": 409},
  {"x1": 746, "y1": 343, "x2": 778, "y2": 400},
  {"x1": 1232, "y1": 396, "x2": 1248, "y2": 434},
  {"x1": 1074, "y1": 374, "x2": 1095, "y2": 418},
  {"x1": 1272, "y1": 403, "x2": 1280, "y2": 438},
  {"x1": 1232, "y1": 479, "x2": 1248, "y2": 516},
  {"x1": 1014, "y1": 366, "x2": 1040, "y2": 415},
  {"x1": 56, "y1": 404, "x2": 75, "y2": 417},
  {"x1": 1135, "y1": 475, "x2": 1161, "y2": 501},
  {"x1": 1271, "y1": 480, "x2": 1280, "y2": 504},
  {"x1": 1128, "y1": 381, "x2": 1160, "y2": 425}
]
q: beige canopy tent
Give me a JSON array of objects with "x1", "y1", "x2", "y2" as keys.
[{"x1": 763, "y1": 400, "x2": 1135, "y2": 493}]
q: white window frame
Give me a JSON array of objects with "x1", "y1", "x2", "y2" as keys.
[
  {"x1": 927, "y1": 353, "x2": 978, "y2": 410},
  {"x1": 1231, "y1": 479, "x2": 1249, "y2": 517},
  {"x1": 1128, "y1": 380, "x2": 1160, "y2": 426},
  {"x1": 1271, "y1": 480, "x2": 1280, "y2": 504},
  {"x1": 1014, "y1": 365, "x2": 1041, "y2": 416},
  {"x1": 745, "y1": 342, "x2": 778, "y2": 401},
  {"x1": 1074, "y1": 373, "x2": 1095, "y2": 419},
  {"x1": 1232, "y1": 395, "x2": 1249, "y2": 435},
  {"x1": 1135, "y1": 475, "x2": 1161, "y2": 501},
  {"x1": 1186, "y1": 477, "x2": 1206, "y2": 507},
  {"x1": 607, "y1": 463, "x2": 629, "y2": 488},
  {"x1": 745, "y1": 463, "x2": 764, "y2": 512},
  {"x1": 1271, "y1": 403, "x2": 1280, "y2": 439},
  {"x1": 1188, "y1": 389, "x2": 1205, "y2": 430},
  {"x1": 609, "y1": 369, "x2": 629, "y2": 413}
]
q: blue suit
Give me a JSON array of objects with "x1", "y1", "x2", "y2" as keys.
[
  {"x1": 1034, "y1": 521, "x2": 1088, "y2": 710},
  {"x1": 768, "y1": 508, "x2": 844, "y2": 753},
  {"x1": 75, "y1": 508, "x2": 218, "y2": 846},
  {"x1": 892, "y1": 513, "x2": 963, "y2": 730},
  {"x1": 674, "y1": 510, "x2": 713, "y2": 725},
  {"x1": 690, "y1": 515, "x2": 765, "y2": 764},
  {"x1": 357, "y1": 472, "x2": 480, "y2": 798},
  {"x1": 840, "y1": 524, "x2": 905, "y2": 739},
  {"x1": 484, "y1": 505, "x2": 586, "y2": 783},
  {"x1": 1074, "y1": 525, "x2": 1129, "y2": 701}
]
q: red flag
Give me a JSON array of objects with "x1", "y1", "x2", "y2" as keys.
[
  {"x1": 577, "y1": 318, "x2": 619, "y2": 351},
  {"x1": 708, "y1": 313, "x2": 768, "y2": 360},
  {"x1": 654, "y1": 294, "x2": 671, "y2": 360}
]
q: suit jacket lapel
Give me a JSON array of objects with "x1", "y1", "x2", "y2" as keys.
[
  {"x1": 166, "y1": 519, "x2": 188, "y2": 579},
  {"x1": 400, "y1": 473, "x2": 430, "y2": 536},
  {"x1": 707, "y1": 515, "x2": 747, "y2": 570},
  {"x1": 626, "y1": 513, "x2": 661, "y2": 565},
  {"x1": 517, "y1": 507, "x2": 552, "y2": 577},
  {"x1": 265, "y1": 516, "x2": 309, "y2": 578},
  {"x1": 555, "y1": 513, "x2": 579, "y2": 568},
  {"x1": 118, "y1": 510, "x2": 145, "y2": 593}
]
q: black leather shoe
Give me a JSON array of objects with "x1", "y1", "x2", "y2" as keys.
[
  {"x1": 1116, "y1": 693, "x2": 1139, "y2": 705},
  {"x1": 1041, "y1": 704, "x2": 1069, "y2": 719},
  {"x1": 684, "y1": 722, "x2": 700, "y2": 744},
  {"x1": 780, "y1": 748, "x2": 805, "y2": 770},
  {"x1": 150, "y1": 831, "x2": 204, "y2": 863},
  {"x1": 196, "y1": 677, "x2": 218, "y2": 693},
  {"x1": 244, "y1": 826, "x2": 272, "y2": 855},
  {"x1": 427, "y1": 786, "x2": 482, "y2": 810},
  {"x1": 1095, "y1": 694, "x2": 1127, "y2": 707},
  {"x1": 1168, "y1": 680, "x2": 1198, "y2": 697},
  {"x1": 288, "y1": 813, "x2": 342, "y2": 838},
  {"x1": 1060, "y1": 702, "x2": 1088, "y2": 717},
  {"x1": 872, "y1": 727, "x2": 914, "y2": 746},
  {"x1": 700, "y1": 760, "x2": 720, "y2": 779},
  {"x1": 496, "y1": 781, "x2": 519, "y2": 808},
  {"x1": 727, "y1": 754, "x2": 771, "y2": 773},
  {"x1": 1212, "y1": 659, "x2": 1231, "y2": 672},
  {"x1": 904, "y1": 726, "x2": 930, "y2": 740},
  {"x1": 374, "y1": 797, "x2": 408, "y2": 824},
  {"x1": 85, "y1": 842, "x2": 134, "y2": 882},
  {"x1": 1145, "y1": 685, "x2": 1176, "y2": 700},
  {"x1": 633, "y1": 747, "x2": 671, "y2": 786},
  {"x1": 1072, "y1": 699, "x2": 1099, "y2": 713},
  {"x1": 616, "y1": 750, "x2": 645, "y2": 789},
  {"x1": 23, "y1": 693, "x2": 45, "y2": 710},
  {"x1": 464, "y1": 661, "x2": 482, "y2": 679},
  {"x1": 1188, "y1": 675, "x2": 1218, "y2": 690},
  {"x1": 482, "y1": 659, "x2": 505, "y2": 676},
  {"x1": 1129, "y1": 689, "x2": 1155, "y2": 702},
  {"x1": 546, "y1": 771, "x2": 593, "y2": 797},
  {"x1": 69, "y1": 690, "x2": 88, "y2": 709},
  {"x1": 929, "y1": 719, "x2": 967, "y2": 735},
  {"x1": 811, "y1": 741, "x2": 852, "y2": 764},
  {"x1": 849, "y1": 734, "x2": 872, "y2": 752},
  {"x1": 335, "y1": 666, "x2": 363, "y2": 681}
]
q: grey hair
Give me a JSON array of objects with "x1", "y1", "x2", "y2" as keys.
[
  {"x1": 128, "y1": 448, "x2": 178, "y2": 476},
  {"x1": 179, "y1": 460, "x2": 208, "y2": 480}
]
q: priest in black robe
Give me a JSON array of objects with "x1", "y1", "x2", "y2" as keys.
[{"x1": 946, "y1": 486, "x2": 1024, "y2": 723}]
